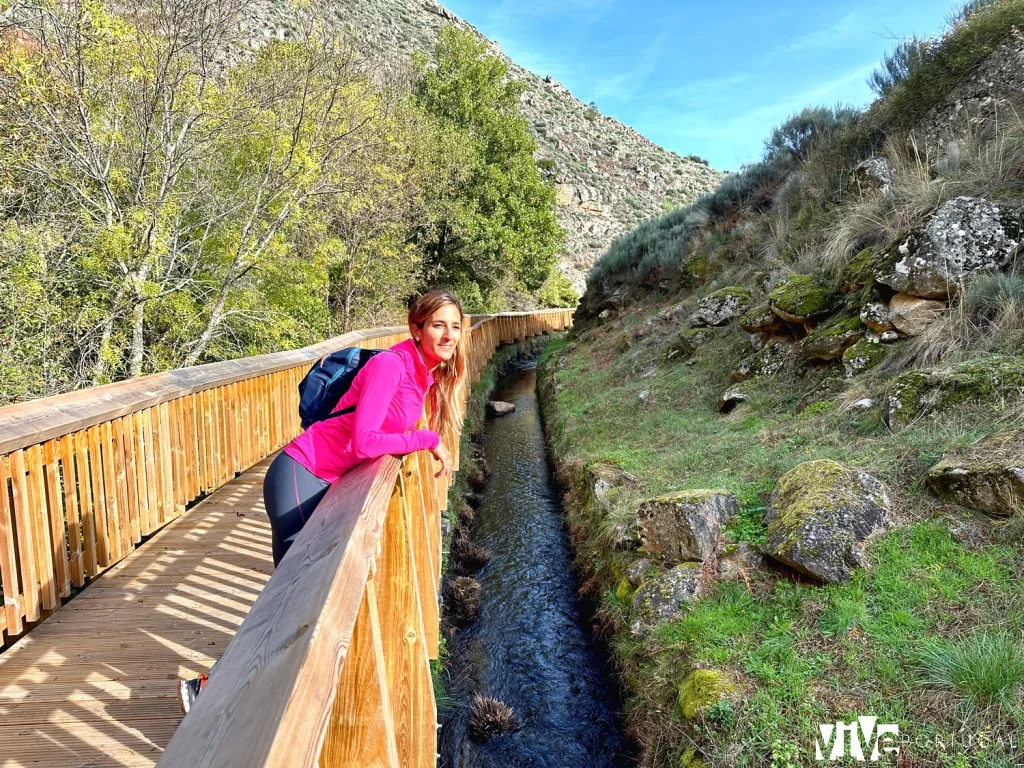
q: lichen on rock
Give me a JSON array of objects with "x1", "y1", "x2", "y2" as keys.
[
  {"x1": 876, "y1": 197, "x2": 1018, "y2": 299},
  {"x1": 690, "y1": 286, "x2": 752, "y2": 327},
  {"x1": 637, "y1": 489, "x2": 738, "y2": 563},
  {"x1": 731, "y1": 340, "x2": 793, "y2": 382},
  {"x1": 927, "y1": 431, "x2": 1024, "y2": 516},
  {"x1": 630, "y1": 562, "x2": 703, "y2": 635},
  {"x1": 764, "y1": 459, "x2": 891, "y2": 583},
  {"x1": 740, "y1": 302, "x2": 786, "y2": 335},
  {"x1": 842, "y1": 338, "x2": 888, "y2": 377},
  {"x1": 799, "y1": 312, "x2": 865, "y2": 361}
]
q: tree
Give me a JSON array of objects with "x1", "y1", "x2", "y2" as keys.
[{"x1": 412, "y1": 26, "x2": 563, "y2": 310}]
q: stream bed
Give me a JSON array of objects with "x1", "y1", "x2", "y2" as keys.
[{"x1": 438, "y1": 362, "x2": 632, "y2": 768}]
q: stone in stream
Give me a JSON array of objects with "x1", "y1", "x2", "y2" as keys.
[
  {"x1": 764, "y1": 459, "x2": 891, "y2": 583},
  {"x1": 926, "y1": 432, "x2": 1024, "y2": 516},
  {"x1": 630, "y1": 562, "x2": 703, "y2": 635},
  {"x1": 637, "y1": 489, "x2": 738, "y2": 563},
  {"x1": 487, "y1": 400, "x2": 516, "y2": 417}
]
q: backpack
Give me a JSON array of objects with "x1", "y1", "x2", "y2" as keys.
[{"x1": 297, "y1": 347, "x2": 393, "y2": 429}]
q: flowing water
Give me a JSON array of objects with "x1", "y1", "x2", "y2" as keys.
[{"x1": 439, "y1": 363, "x2": 631, "y2": 768}]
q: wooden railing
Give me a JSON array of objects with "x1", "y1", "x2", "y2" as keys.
[{"x1": 0, "y1": 308, "x2": 572, "y2": 763}]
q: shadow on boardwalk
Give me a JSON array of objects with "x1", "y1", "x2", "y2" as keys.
[{"x1": 0, "y1": 458, "x2": 274, "y2": 767}]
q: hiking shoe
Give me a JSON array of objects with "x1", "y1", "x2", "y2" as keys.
[{"x1": 177, "y1": 674, "x2": 208, "y2": 716}]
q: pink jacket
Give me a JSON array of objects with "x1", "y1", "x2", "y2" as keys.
[{"x1": 283, "y1": 337, "x2": 440, "y2": 483}]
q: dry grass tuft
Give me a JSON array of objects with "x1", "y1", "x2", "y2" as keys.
[
  {"x1": 445, "y1": 576, "x2": 481, "y2": 627},
  {"x1": 469, "y1": 694, "x2": 519, "y2": 742},
  {"x1": 450, "y1": 531, "x2": 490, "y2": 575}
]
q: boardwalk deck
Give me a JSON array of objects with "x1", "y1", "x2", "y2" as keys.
[{"x1": 0, "y1": 458, "x2": 275, "y2": 768}]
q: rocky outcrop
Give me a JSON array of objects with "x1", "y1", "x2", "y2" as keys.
[
  {"x1": 740, "y1": 302, "x2": 787, "y2": 336},
  {"x1": 718, "y1": 541, "x2": 768, "y2": 580},
  {"x1": 850, "y1": 157, "x2": 894, "y2": 194},
  {"x1": 927, "y1": 432, "x2": 1024, "y2": 515},
  {"x1": 876, "y1": 197, "x2": 1018, "y2": 299},
  {"x1": 764, "y1": 460, "x2": 891, "y2": 583},
  {"x1": 768, "y1": 274, "x2": 836, "y2": 324},
  {"x1": 859, "y1": 301, "x2": 895, "y2": 334},
  {"x1": 637, "y1": 490, "x2": 737, "y2": 563},
  {"x1": 630, "y1": 562, "x2": 702, "y2": 635},
  {"x1": 843, "y1": 339, "x2": 888, "y2": 377},
  {"x1": 676, "y1": 327, "x2": 727, "y2": 356},
  {"x1": 885, "y1": 355, "x2": 1024, "y2": 427},
  {"x1": 238, "y1": 0, "x2": 723, "y2": 295},
  {"x1": 690, "y1": 287, "x2": 751, "y2": 327},
  {"x1": 731, "y1": 341, "x2": 792, "y2": 382}
]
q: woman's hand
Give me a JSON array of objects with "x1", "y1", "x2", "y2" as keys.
[{"x1": 430, "y1": 441, "x2": 452, "y2": 478}]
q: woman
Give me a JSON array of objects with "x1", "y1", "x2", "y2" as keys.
[{"x1": 178, "y1": 289, "x2": 466, "y2": 714}]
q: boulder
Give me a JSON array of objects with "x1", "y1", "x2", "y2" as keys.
[
  {"x1": 637, "y1": 489, "x2": 738, "y2": 563},
  {"x1": 926, "y1": 432, "x2": 1024, "y2": 515},
  {"x1": 718, "y1": 542, "x2": 768, "y2": 580},
  {"x1": 626, "y1": 557, "x2": 656, "y2": 587},
  {"x1": 769, "y1": 274, "x2": 837, "y2": 324},
  {"x1": 764, "y1": 459, "x2": 891, "y2": 583},
  {"x1": 860, "y1": 301, "x2": 895, "y2": 334},
  {"x1": 842, "y1": 339, "x2": 887, "y2": 377},
  {"x1": 677, "y1": 669, "x2": 736, "y2": 720},
  {"x1": 690, "y1": 287, "x2": 752, "y2": 327},
  {"x1": 740, "y1": 302, "x2": 787, "y2": 336},
  {"x1": 731, "y1": 340, "x2": 792, "y2": 382},
  {"x1": 850, "y1": 157, "x2": 894, "y2": 194},
  {"x1": 885, "y1": 355, "x2": 1024, "y2": 427},
  {"x1": 888, "y1": 293, "x2": 946, "y2": 336},
  {"x1": 630, "y1": 562, "x2": 703, "y2": 635},
  {"x1": 716, "y1": 384, "x2": 752, "y2": 414},
  {"x1": 487, "y1": 400, "x2": 515, "y2": 417},
  {"x1": 799, "y1": 312, "x2": 865, "y2": 361},
  {"x1": 876, "y1": 197, "x2": 1018, "y2": 299}
]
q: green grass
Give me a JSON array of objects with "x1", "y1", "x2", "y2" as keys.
[{"x1": 537, "y1": 303, "x2": 1024, "y2": 768}]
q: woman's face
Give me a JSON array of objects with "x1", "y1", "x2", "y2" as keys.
[{"x1": 415, "y1": 303, "x2": 463, "y2": 369}]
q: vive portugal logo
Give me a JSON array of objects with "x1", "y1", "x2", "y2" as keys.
[{"x1": 816, "y1": 717, "x2": 900, "y2": 761}]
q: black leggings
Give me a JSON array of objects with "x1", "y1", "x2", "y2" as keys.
[{"x1": 263, "y1": 451, "x2": 331, "y2": 567}]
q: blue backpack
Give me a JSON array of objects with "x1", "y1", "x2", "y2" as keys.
[{"x1": 297, "y1": 347, "x2": 393, "y2": 429}]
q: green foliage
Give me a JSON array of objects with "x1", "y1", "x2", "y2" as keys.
[
  {"x1": 413, "y1": 26, "x2": 563, "y2": 307},
  {"x1": 868, "y1": 36, "x2": 932, "y2": 97},
  {"x1": 916, "y1": 629, "x2": 1024, "y2": 710},
  {"x1": 764, "y1": 105, "x2": 863, "y2": 163},
  {"x1": 535, "y1": 269, "x2": 579, "y2": 308}
]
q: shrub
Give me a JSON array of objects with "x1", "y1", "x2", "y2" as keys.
[
  {"x1": 764, "y1": 105, "x2": 863, "y2": 163},
  {"x1": 868, "y1": 36, "x2": 932, "y2": 98},
  {"x1": 685, "y1": 154, "x2": 710, "y2": 166}
]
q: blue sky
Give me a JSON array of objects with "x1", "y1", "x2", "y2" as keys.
[{"x1": 443, "y1": 0, "x2": 965, "y2": 171}]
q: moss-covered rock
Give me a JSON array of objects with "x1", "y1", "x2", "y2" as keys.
[
  {"x1": 631, "y1": 562, "x2": 702, "y2": 635},
  {"x1": 769, "y1": 274, "x2": 837, "y2": 323},
  {"x1": 885, "y1": 355, "x2": 1024, "y2": 427},
  {"x1": 690, "y1": 286, "x2": 752, "y2": 327},
  {"x1": 740, "y1": 302, "x2": 786, "y2": 335},
  {"x1": 842, "y1": 339, "x2": 888, "y2": 377},
  {"x1": 637, "y1": 489, "x2": 738, "y2": 563},
  {"x1": 764, "y1": 459, "x2": 891, "y2": 583},
  {"x1": 799, "y1": 312, "x2": 865, "y2": 361},
  {"x1": 681, "y1": 252, "x2": 711, "y2": 285},
  {"x1": 859, "y1": 300, "x2": 895, "y2": 333},
  {"x1": 677, "y1": 669, "x2": 736, "y2": 720},
  {"x1": 927, "y1": 431, "x2": 1024, "y2": 515},
  {"x1": 840, "y1": 246, "x2": 885, "y2": 294},
  {"x1": 679, "y1": 748, "x2": 709, "y2": 768},
  {"x1": 716, "y1": 378, "x2": 761, "y2": 414}
]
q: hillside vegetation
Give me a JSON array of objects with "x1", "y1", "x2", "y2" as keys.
[
  {"x1": 0, "y1": 3, "x2": 569, "y2": 404},
  {"x1": 540, "y1": 2, "x2": 1024, "y2": 766}
]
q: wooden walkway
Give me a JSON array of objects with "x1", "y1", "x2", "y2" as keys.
[{"x1": 0, "y1": 457, "x2": 275, "y2": 768}]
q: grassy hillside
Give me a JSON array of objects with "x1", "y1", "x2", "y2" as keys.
[{"x1": 539, "y1": 2, "x2": 1024, "y2": 766}]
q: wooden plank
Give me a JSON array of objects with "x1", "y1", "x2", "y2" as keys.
[
  {"x1": 25, "y1": 444, "x2": 58, "y2": 610},
  {"x1": 157, "y1": 402, "x2": 174, "y2": 524},
  {"x1": 182, "y1": 394, "x2": 197, "y2": 503},
  {"x1": 75, "y1": 430, "x2": 100, "y2": 577},
  {"x1": 0, "y1": 454, "x2": 24, "y2": 635},
  {"x1": 201, "y1": 388, "x2": 214, "y2": 494},
  {"x1": 142, "y1": 408, "x2": 160, "y2": 536},
  {"x1": 195, "y1": 391, "x2": 209, "y2": 497},
  {"x1": 101, "y1": 420, "x2": 123, "y2": 564},
  {"x1": 120, "y1": 415, "x2": 142, "y2": 548},
  {"x1": 60, "y1": 435, "x2": 85, "y2": 587},
  {"x1": 400, "y1": 463, "x2": 437, "y2": 660},
  {"x1": 42, "y1": 440, "x2": 71, "y2": 598},
  {"x1": 318, "y1": 580, "x2": 400, "y2": 768},
  {"x1": 132, "y1": 410, "x2": 151, "y2": 540},
  {"x1": 157, "y1": 455, "x2": 401, "y2": 768},
  {"x1": 9, "y1": 449, "x2": 40, "y2": 622},
  {"x1": 167, "y1": 398, "x2": 183, "y2": 515}
]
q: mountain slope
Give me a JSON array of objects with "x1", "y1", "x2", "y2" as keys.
[{"x1": 242, "y1": 0, "x2": 723, "y2": 292}]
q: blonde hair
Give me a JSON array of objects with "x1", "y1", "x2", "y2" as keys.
[{"x1": 409, "y1": 290, "x2": 467, "y2": 439}]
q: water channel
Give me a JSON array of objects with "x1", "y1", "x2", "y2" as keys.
[{"x1": 438, "y1": 362, "x2": 632, "y2": 768}]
